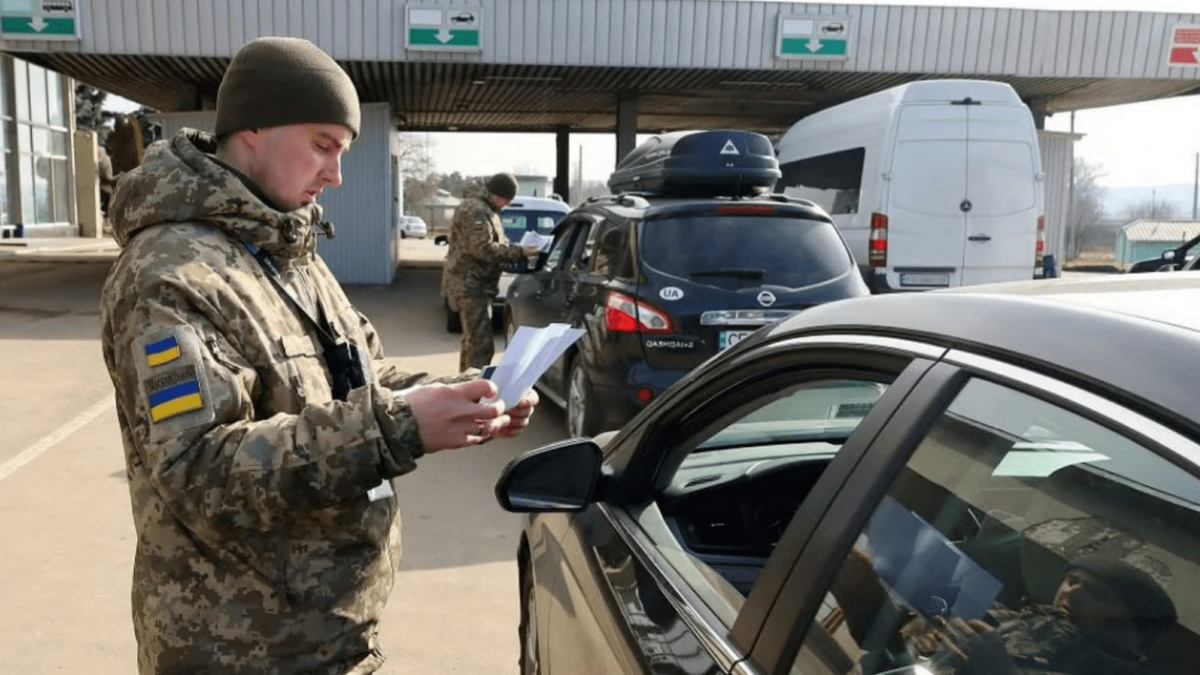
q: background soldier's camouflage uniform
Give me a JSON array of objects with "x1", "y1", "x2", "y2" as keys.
[
  {"x1": 440, "y1": 182, "x2": 526, "y2": 370},
  {"x1": 100, "y1": 129, "x2": 469, "y2": 674}
]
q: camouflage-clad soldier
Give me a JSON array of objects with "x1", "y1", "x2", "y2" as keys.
[
  {"x1": 99, "y1": 37, "x2": 537, "y2": 674},
  {"x1": 441, "y1": 173, "x2": 540, "y2": 371}
]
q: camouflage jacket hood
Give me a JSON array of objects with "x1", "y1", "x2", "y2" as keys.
[{"x1": 109, "y1": 129, "x2": 327, "y2": 259}]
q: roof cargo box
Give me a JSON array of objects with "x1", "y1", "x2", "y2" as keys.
[{"x1": 608, "y1": 129, "x2": 781, "y2": 197}]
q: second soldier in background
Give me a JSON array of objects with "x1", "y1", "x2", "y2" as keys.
[{"x1": 442, "y1": 172, "x2": 539, "y2": 370}]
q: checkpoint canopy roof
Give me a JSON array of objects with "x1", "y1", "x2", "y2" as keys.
[{"x1": 1, "y1": 0, "x2": 1198, "y2": 133}]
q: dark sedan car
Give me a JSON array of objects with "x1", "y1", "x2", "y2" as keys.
[
  {"x1": 497, "y1": 273, "x2": 1200, "y2": 675},
  {"x1": 1127, "y1": 233, "x2": 1200, "y2": 273}
]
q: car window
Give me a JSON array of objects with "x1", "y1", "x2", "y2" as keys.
[
  {"x1": 647, "y1": 373, "x2": 892, "y2": 623},
  {"x1": 543, "y1": 222, "x2": 584, "y2": 273},
  {"x1": 791, "y1": 378, "x2": 1199, "y2": 675},
  {"x1": 639, "y1": 215, "x2": 854, "y2": 289},
  {"x1": 589, "y1": 220, "x2": 634, "y2": 279}
]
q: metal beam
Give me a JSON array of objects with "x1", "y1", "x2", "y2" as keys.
[
  {"x1": 616, "y1": 90, "x2": 638, "y2": 166},
  {"x1": 554, "y1": 128, "x2": 569, "y2": 200}
]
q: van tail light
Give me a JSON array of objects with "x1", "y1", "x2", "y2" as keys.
[
  {"x1": 1035, "y1": 215, "x2": 1046, "y2": 268},
  {"x1": 606, "y1": 291, "x2": 672, "y2": 334},
  {"x1": 869, "y1": 213, "x2": 888, "y2": 267}
]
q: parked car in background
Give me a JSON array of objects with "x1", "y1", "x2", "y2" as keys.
[
  {"x1": 498, "y1": 272, "x2": 1200, "y2": 675},
  {"x1": 504, "y1": 130, "x2": 868, "y2": 437},
  {"x1": 1127, "y1": 233, "x2": 1200, "y2": 273},
  {"x1": 776, "y1": 80, "x2": 1045, "y2": 293},
  {"x1": 397, "y1": 215, "x2": 428, "y2": 239}
]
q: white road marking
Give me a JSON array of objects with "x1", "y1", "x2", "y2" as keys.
[{"x1": 0, "y1": 397, "x2": 113, "y2": 485}]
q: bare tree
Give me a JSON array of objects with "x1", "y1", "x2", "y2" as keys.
[
  {"x1": 396, "y1": 134, "x2": 437, "y2": 215},
  {"x1": 1123, "y1": 195, "x2": 1179, "y2": 221},
  {"x1": 1071, "y1": 158, "x2": 1107, "y2": 256}
]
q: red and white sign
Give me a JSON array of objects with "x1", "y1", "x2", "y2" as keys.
[{"x1": 1169, "y1": 25, "x2": 1200, "y2": 66}]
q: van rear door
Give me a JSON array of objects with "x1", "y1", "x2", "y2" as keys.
[
  {"x1": 885, "y1": 104, "x2": 968, "y2": 289},
  {"x1": 961, "y1": 105, "x2": 1041, "y2": 285}
]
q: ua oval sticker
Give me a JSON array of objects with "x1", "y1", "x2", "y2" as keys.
[{"x1": 659, "y1": 287, "x2": 684, "y2": 301}]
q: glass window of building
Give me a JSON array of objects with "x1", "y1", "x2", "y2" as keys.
[{"x1": 6, "y1": 58, "x2": 73, "y2": 228}]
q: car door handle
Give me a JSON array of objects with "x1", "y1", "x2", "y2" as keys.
[{"x1": 968, "y1": 234, "x2": 992, "y2": 242}]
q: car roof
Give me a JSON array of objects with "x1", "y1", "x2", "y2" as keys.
[
  {"x1": 768, "y1": 272, "x2": 1200, "y2": 434},
  {"x1": 504, "y1": 197, "x2": 569, "y2": 212}
]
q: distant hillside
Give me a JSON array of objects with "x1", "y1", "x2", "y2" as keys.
[{"x1": 1103, "y1": 183, "x2": 1198, "y2": 220}]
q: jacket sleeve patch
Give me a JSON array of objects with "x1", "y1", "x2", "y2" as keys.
[
  {"x1": 145, "y1": 364, "x2": 205, "y2": 422},
  {"x1": 133, "y1": 326, "x2": 217, "y2": 433},
  {"x1": 144, "y1": 334, "x2": 182, "y2": 367}
]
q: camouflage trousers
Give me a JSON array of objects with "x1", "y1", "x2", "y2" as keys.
[{"x1": 456, "y1": 296, "x2": 494, "y2": 371}]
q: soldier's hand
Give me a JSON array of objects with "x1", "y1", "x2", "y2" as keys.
[
  {"x1": 406, "y1": 380, "x2": 509, "y2": 451},
  {"x1": 521, "y1": 245, "x2": 541, "y2": 257},
  {"x1": 488, "y1": 389, "x2": 539, "y2": 438}
]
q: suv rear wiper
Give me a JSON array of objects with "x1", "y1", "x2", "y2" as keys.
[{"x1": 690, "y1": 268, "x2": 766, "y2": 280}]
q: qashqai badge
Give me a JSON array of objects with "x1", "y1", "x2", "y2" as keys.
[{"x1": 757, "y1": 290, "x2": 777, "y2": 307}]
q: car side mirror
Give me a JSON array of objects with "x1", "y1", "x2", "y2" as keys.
[
  {"x1": 1163, "y1": 250, "x2": 1177, "y2": 261},
  {"x1": 494, "y1": 439, "x2": 604, "y2": 512}
]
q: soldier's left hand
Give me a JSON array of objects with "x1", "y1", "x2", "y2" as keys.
[{"x1": 487, "y1": 389, "x2": 538, "y2": 438}]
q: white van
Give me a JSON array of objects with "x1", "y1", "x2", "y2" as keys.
[{"x1": 776, "y1": 80, "x2": 1044, "y2": 292}]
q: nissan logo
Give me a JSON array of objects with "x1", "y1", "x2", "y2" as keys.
[{"x1": 757, "y1": 290, "x2": 777, "y2": 307}]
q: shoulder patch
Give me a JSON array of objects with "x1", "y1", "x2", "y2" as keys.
[
  {"x1": 133, "y1": 326, "x2": 217, "y2": 433},
  {"x1": 144, "y1": 364, "x2": 205, "y2": 422}
]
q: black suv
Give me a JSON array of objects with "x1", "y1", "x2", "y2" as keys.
[{"x1": 503, "y1": 130, "x2": 869, "y2": 437}]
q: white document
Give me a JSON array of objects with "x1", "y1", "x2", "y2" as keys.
[
  {"x1": 489, "y1": 323, "x2": 584, "y2": 408},
  {"x1": 518, "y1": 231, "x2": 554, "y2": 252}
]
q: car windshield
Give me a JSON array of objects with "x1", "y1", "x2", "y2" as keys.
[
  {"x1": 501, "y1": 211, "x2": 564, "y2": 242},
  {"x1": 639, "y1": 215, "x2": 854, "y2": 289}
]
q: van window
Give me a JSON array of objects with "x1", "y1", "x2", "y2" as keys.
[
  {"x1": 778, "y1": 148, "x2": 865, "y2": 215},
  {"x1": 501, "y1": 210, "x2": 565, "y2": 242}
]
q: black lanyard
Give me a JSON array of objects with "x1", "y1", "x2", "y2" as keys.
[{"x1": 244, "y1": 242, "x2": 341, "y2": 350}]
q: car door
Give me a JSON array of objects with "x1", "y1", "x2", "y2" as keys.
[
  {"x1": 512, "y1": 218, "x2": 593, "y2": 394},
  {"x1": 540, "y1": 333, "x2": 949, "y2": 673},
  {"x1": 745, "y1": 351, "x2": 1200, "y2": 675}
]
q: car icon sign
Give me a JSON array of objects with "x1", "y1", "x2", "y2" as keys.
[{"x1": 450, "y1": 11, "x2": 475, "y2": 25}]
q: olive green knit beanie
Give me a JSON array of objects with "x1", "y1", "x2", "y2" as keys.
[{"x1": 215, "y1": 37, "x2": 360, "y2": 138}]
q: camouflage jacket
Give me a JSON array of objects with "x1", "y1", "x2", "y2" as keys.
[
  {"x1": 440, "y1": 183, "x2": 525, "y2": 300},
  {"x1": 101, "y1": 129, "x2": 457, "y2": 674}
]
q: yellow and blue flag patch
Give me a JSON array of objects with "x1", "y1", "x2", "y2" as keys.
[
  {"x1": 144, "y1": 335, "x2": 182, "y2": 367},
  {"x1": 145, "y1": 365, "x2": 205, "y2": 423}
]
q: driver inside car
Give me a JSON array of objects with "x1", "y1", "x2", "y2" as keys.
[{"x1": 829, "y1": 547, "x2": 1177, "y2": 675}]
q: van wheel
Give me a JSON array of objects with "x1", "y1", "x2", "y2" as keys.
[
  {"x1": 434, "y1": 235, "x2": 449, "y2": 246},
  {"x1": 491, "y1": 305, "x2": 505, "y2": 332},
  {"x1": 400, "y1": 231, "x2": 407, "y2": 239},
  {"x1": 445, "y1": 301, "x2": 462, "y2": 333},
  {"x1": 566, "y1": 357, "x2": 600, "y2": 438}
]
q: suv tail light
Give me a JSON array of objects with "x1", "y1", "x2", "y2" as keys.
[
  {"x1": 1035, "y1": 215, "x2": 1046, "y2": 268},
  {"x1": 869, "y1": 213, "x2": 888, "y2": 267},
  {"x1": 606, "y1": 291, "x2": 672, "y2": 334}
]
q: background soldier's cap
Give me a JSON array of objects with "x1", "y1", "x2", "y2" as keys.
[
  {"x1": 486, "y1": 173, "x2": 519, "y2": 200},
  {"x1": 215, "y1": 36, "x2": 361, "y2": 139}
]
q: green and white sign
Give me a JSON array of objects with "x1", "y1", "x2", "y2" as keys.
[
  {"x1": 406, "y1": 6, "x2": 482, "y2": 52},
  {"x1": 0, "y1": 0, "x2": 79, "y2": 40},
  {"x1": 776, "y1": 16, "x2": 851, "y2": 60}
]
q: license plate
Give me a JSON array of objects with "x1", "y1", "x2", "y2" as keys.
[
  {"x1": 719, "y1": 330, "x2": 755, "y2": 351},
  {"x1": 899, "y1": 273, "x2": 950, "y2": 287}
]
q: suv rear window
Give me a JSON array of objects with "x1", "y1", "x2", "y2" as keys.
[{"x1": 640, "y1": 215, "x2": 854, "y2": 289}]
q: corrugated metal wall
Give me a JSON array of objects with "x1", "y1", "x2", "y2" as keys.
[
  {"x1": 32, "y1": 1, "x2": 1196, "y2": 82},
  {"x1": 154, "y1": 103, "x2": 395, "y2": 285},
  {"x1": 1037, "y1": 130, "x2": 1078, "y2": 267}
]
